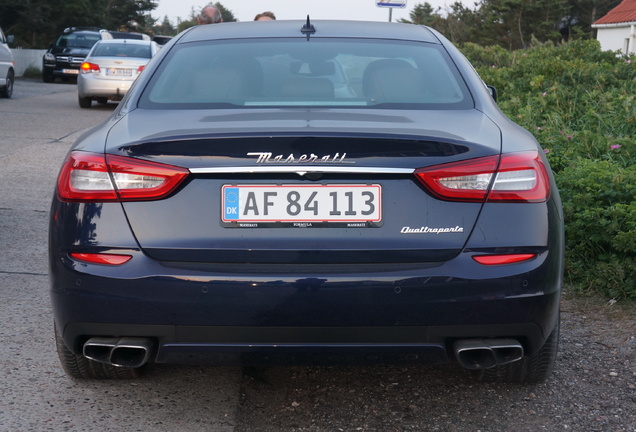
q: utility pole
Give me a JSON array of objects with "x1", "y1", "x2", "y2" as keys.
[{"x1": 376, "y1": 1, "x2": 407, "y2": 23}]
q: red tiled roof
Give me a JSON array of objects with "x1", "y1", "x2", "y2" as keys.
[{"x1": 594, "y1": 0, "x2": 636, "y2": 25}]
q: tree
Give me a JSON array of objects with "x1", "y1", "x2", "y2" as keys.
[
  {"x1": 436, "y1": 2, "x2": 481, "y2": 45},
  {"x1": 0, "y1": 0, "x2": 63, "y2": 48},
  {"x1": 100, "y1": 0, "x2": 158, "y2": 33},
  {"x1": 400, "y1": 0, "x2": 622, "y2": 49},
  {"x1": 152, "y1": 15, "x2": 177, "y2": 36},
  {"x1": 0, "y1": 0, "x2": 157, "y2": 48},
  {"x1": 215, "y1": 2, "x2": 236, "y2": 22},
  {"x1": 561, "y1": 0, "x2": 622, "y2": 38},
  {"x1": 398, "y1": 2, "x2": 441, "y2": 25},
  {"x1": 466, "y1": 0, "x2": 568, "y2": 49}
]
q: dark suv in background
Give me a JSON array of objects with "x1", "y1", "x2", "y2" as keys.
[
  {"x1": 42, "y1": 27, "x2": 112, "y2": 83},
  {"x1": 109, "y1": 31, "x2": 150, "y2": 41}
]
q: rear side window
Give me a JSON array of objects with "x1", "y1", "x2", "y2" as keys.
[
  {"x1": 140, "y1": 38, "x2": 473, "y2": 110},
  {"x1": 92, "y1": 43, "x2": 151, "y2": 58}
]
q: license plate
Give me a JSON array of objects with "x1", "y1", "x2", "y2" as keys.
[
  {"x1": 106, "y1": 68, "x2": 133, "y2": 76},
  {"x1": 62, "y1": 69, "x2": 79, "y2": 74},
  {"x1": 222, "y1": 184, "x2": 382, "y2": 224}
]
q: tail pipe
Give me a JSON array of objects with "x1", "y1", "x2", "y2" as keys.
[
  {"x1": 453, "y1": 339, "x2": 524, "y2": 370},
  {"x1": 83, "y1": 337, "x2": 153, "y2": 368}
]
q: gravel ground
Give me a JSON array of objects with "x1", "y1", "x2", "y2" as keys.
[{"x1": 234, "y1": 293, "x2": 636, "y2": 431}]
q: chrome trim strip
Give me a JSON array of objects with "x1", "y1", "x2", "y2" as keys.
[{"x1": 189, "y1": 166, "x2": 415, "y2": 174}]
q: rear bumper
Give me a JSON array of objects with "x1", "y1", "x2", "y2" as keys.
[
  {"x1": 43, "y1": 63, "x2": 81, "y2": 79},
  {"x1": 62, "y1": 323, "x2": 547, "y2": 366},
  {"x1": 78, "y1": 79, "x2": 132, "y2": 99},
  {"x1": 50, "y1": 250, "x2": 561, "y2": 366}
]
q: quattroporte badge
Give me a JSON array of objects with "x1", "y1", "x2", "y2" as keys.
[{"x1": 401, "y1": 226, "x2": 464, "y2": 234}]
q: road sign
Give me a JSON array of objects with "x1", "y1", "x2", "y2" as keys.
[{"x1": 376, "y1": 0, "x2": 407, "y2": 7}]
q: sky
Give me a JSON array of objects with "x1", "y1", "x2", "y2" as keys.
[{"x1": 152, "y1": 0, "x2": 460, "y2": 25}]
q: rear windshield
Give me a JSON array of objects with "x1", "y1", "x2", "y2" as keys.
[
  {"x1": 92, "y1": 43, "x2": 151, "y2": 58},
  {"x1": 139, "y1": 38, "x2": 473, "y2": 110}
]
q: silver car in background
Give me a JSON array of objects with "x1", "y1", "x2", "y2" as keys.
[
  {"x1": 0, "y1": 26, "x2": 15, "y2": 98},
  {"x1": 78, "y1": 39, "x2": 159, "y2": 108}
]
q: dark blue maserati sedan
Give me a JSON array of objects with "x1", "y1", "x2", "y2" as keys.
[{"x1": 49, "y1": 19, "x2": 563, "y2": 382}]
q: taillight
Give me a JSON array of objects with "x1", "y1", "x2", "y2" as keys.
[
  {"x1": 80, "y1": 62, "x2": 100, "y2": 73},
  {"x1": 414, "y1": 151, "x2": 550, "y2": 203},
  {"x1": 137, "y1": 65, "x2": 145, "y2": 73},
  {"x1": 70, "y1": 252, "x2": 132, "y2": 265},
  {"x1": 57, "y1": 151, "x2": 189, "y2": 202}
]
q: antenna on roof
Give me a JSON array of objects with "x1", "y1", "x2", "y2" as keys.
[{"x1": 301, "y1": 15, "x2": 316, "y2": 40}]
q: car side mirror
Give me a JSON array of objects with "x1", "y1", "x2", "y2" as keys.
[{"x1": 487, "y1": 85, "x2": 498, "y2": 102}]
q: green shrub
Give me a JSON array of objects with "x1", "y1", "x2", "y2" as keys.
[
  {"x1": 558, "y1": 159, "x2": 635, "y2": 299},
  {"x1": 461, "y1": 40, "x2": 636, "y2": 300},
  {"x1": 22, "y1": 66, "x2": 41, "y2": 79}
]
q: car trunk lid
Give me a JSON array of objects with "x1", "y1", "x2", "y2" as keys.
[{"x1": 106, "y1": 108, "x2": 501, "y2": 264}]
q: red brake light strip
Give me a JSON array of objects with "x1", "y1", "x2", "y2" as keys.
[
  {"x1": 472, "y1": 254, "x2": 537, "y2": 265},
  {"x1": 70, "y1": 253, "x2": 132, "y2": 265}
]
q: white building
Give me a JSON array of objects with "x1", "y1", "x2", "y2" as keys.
[{"x1": 592, "y1": 0, "x2": 636, "y2": 55}]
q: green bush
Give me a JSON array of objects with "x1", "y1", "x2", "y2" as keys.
[
  {"x1": 461, "y1": 40, "x2": 636, "y2": 300},
  {"x1": 22, "y1": 66, "x2": 41, "y2": 79},
  {"x1": 558, "y1": 159, "x2": 635, "y2": 299}
]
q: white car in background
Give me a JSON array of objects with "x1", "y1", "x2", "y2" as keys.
[
  {"x1": 78, "y1": 39, "x2": 159, "y2": 108},
  {"x1": 0, "y1": 26, "x2": 15, "y2": 98}
]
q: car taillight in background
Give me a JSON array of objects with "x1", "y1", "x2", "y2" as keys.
[
  {"x1": 414, "y1": 151, "x2": 550, "y2": 203},
  {"x1": 80, "y1": 62, "x2": 100, "y2": 73},
  {"x1": 57, "y1": 151, "x2": 189, "y2": 202}
]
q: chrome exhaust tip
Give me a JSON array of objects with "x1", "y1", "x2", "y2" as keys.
[
  {"x1": 110, "y1": 338, "x2": 153, "y2": 368},
  {"x1": 489, "y1": 339, "x2": 524, "y2": 366},
  {"x1": 453, "y1": 339, "x2": 524, "y2": 370},
  {"x1": 83, "y1": 337, "x2": 153, "y2": 368},
  {"x1": 83, "y1": 337, "x2": 120, "y2": 364}
]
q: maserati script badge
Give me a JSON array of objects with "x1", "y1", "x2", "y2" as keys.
[{"x1": 247, "y1": 152, "x2": 353, "y2": 164}]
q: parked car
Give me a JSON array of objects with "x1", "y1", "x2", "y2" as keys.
[
  {"x1": 50, "y1": 19, "x2": 563, "y2": 382},
  {"x1": 42, "y1": 27, "x2": 112, "y2": 83},
  {"x1": 77, "y1": 39, "x2": 159, "y2": 108},
  {"x1": 0, "y1": 26, "x2": 15, "y2": 98}
]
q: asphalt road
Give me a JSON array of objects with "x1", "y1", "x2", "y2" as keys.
[
  {"x1": 0, "y1": 79, "x2": 634, "y2": 432},
  {"x1": 0, "y1": 79, "x2": 239, "y2": 431}
]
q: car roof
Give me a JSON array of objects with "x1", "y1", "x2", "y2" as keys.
[
  {"x1": 95, "y1": 39, "x2": 153, "y2": 45},
  {"x1": 179, "y1": 20, "x2": 440, "y2": 44},
  {"x1": 110, "y1": 31, "x2": 151, "y2": 40},
  {"x1": 62, "y1": 27, "x2": 105, "y2": 34}
]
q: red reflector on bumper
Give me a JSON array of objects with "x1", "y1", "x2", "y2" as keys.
[
  {"x1": 472, "y1": 254, "x2": 536, "y2": 265},
  {"x1": 70, "y1": 253, "x2": 132, "y2": 265}
]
